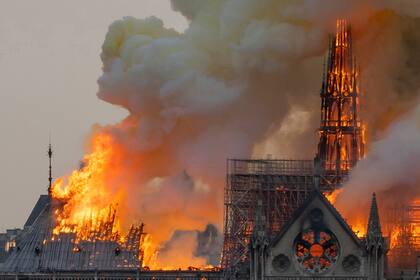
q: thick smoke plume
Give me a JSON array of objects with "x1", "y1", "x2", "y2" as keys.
[
  {"x1": 336, "y1": 103, "x2": 420, "y2": 234},
  {"x1": 52, "y1": 0, "x2": 420, "y2": 268},
  {"x1": 155, "y1": 224, "x2": 222, "y2": 267}
]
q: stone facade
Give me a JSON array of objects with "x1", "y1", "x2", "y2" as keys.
[{"x1": 250, "y1": 191, "x2": 387, "y2": 280}]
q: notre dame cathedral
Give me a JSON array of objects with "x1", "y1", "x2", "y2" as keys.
[{"x1": 2, "y1": 19, "x2": 419, "y2": 280}]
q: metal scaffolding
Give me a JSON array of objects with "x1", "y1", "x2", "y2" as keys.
[
  {"x1": 386, "y1": 203, "x2": 420, "y2": 271},
  {"x1": 221, "y1": 159, "x2": 315, "y2": 269}
]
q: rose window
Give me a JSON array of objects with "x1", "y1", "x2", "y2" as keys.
[{"x1": 294, "y1": 228, "x2": 339, "y2": 274}]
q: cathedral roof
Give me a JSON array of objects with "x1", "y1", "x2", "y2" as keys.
[
  {"x1": 24, "y1": 195, "x2": 50, "y2": 228},
  {"x1": 2, "y1": 197, "x2": 142, "y2": 272},
  {"x1": 1, "y1": 197, "x2": 53, "y2": 272},
  {"x1": 270, "y1": 188, "x2": 363, "y2": 248}
]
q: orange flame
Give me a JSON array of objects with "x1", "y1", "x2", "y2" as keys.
[
  {"x1": 320, "y1": 19, "x2": 365, "y2": 173},
  {"x1": 329, "y1": 187, "x2": 420, "y2": 250},
  {"x1": 326, "y1": 188, "x2": 366, "y2": 238},
  {"x1": 50, "y1": 132, "x2": 155, "y2": 261},
  {"x1": 49, "y1": 132, "x2": 216, "y2": 270},
  {"x1": 325, "y1": 189, "x2": 343, "y2": 205},
  {"x1": 51, "y1": 133, "x2": 123, "y2": 237}
]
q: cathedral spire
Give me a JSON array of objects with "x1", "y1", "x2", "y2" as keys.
[
  {"x1": 367, "y1": 193, "x2": 382, "y2": 242},
  {"x1": 317, "y1": 19, "x2": 366, "y2": 192},
  {"x1": 366, "y1": 193, "x2": 387, "y2": 280},
  {"x1": 47, "y1": 138, "x2": 53, "y2": 196}
]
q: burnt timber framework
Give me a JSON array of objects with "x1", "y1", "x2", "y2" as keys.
[
  {"x1": 0, "y1": 197, "x2": 145, "y2": 272},
  {"x1": 317, "y1": 19, "x2": 365, "y2": 190}
]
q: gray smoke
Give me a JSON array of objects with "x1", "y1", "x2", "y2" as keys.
[
  {"x1": 336, "y1": 102, "x2": 420, "y2": 227},
  {"x1": 156, "y1": 224, "x2": 223, "y2": 267},
  {"x1": 92, "y1": 0, "x2": 420, "y2": 266}
]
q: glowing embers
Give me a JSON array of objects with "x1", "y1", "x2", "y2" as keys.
[{"x1": 294, "y1": 228, "x2": 339, "y2": 274}]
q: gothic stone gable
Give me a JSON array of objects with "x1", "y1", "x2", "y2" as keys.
[{"x1": 265, "y1": 190, "x2": 368, "y2": 278}]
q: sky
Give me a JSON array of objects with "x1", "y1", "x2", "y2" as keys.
[{"x1": 0, "y1": 0, "x2": 187, "y2": 231}]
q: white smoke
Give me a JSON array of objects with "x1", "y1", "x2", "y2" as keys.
[{"x1": 336, "y1": 101, "x2": 420, "y2": 220}]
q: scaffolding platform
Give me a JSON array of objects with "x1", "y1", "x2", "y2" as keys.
[{"x1": 221, "y1": 159, "x2": 316, "y2": 269}]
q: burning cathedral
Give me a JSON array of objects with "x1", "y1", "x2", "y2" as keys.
[{"x1": 0, "y1": 20, "x2": 419, "y2": 280}]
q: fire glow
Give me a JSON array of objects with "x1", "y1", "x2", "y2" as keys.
[
  {"x1": 51, "y1": 133, "x2": 125, "y2": 239},
  {"x1": 50, "y1": 133, "x2": 156, "y2": 266},
  {"x1": 45, "y1": 10, "x2": 420, "y2": 270},
  {"x1": 49, "y1": 132, "x2": 213, "y2": 270},
  {"x1": 328, "y1": 188, "x2": 420, "y2": 251},
  {"x1": 321, "y1": 19, "x2": 420, "y2": 253}
]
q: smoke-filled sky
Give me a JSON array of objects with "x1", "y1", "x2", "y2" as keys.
[
  {"x1": 1, "y1": 1, "x2": 420, "y2": 265},
  {"x1": 0, "y1": 0, "x2": 187, "y2": 232}
]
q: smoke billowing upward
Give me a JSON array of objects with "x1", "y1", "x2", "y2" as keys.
[
  {"x1": 336, "y1": 104, "x2": 420, "y2": 226},
  {"x1": 52, "y1": 0, "x2": 420, "y2": 268}
]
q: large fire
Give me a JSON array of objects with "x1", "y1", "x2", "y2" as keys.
[
  {"x1": 320, "y1": 19, "x2": 420, "y2": 270},
  {"x1": 321, "y1": 19, "x2": 369, "y2": 239},
  {"x1": 50, "y1": 133, "x2": 133, "y2": 236},
  {"x1": 328, "y1": 187, "x2": 420, "y2": 253},
  {"x1": 50, "y1": 132, "x2": 157, "y2": 267},
  {"x1": 317, "y1": 19, "x2": 366, "y2": 198},
  {"x1": 45, "y1": 15, "x2": 419, "y2": 271},
  {"x1": 51, "y1": 133, "x2": 123, "y2": 239},
  {"x1": 49, "y1": 132, "x2": 215, "y2": 270},
  {"x1": 325, "y1": 189, "x2": 366, "y2": 238}
]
